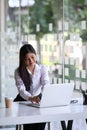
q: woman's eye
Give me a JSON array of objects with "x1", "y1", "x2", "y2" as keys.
[
  {"x1": 25, "y1": 58, "x2": 28, "y2": 61},
  {"x1": 31, "y1": 56, "x2": 34, "y2": 59}
]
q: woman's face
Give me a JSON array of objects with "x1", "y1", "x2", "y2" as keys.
[{"x1": 24, "y1": 53, "x2": 37, "y2": 67}]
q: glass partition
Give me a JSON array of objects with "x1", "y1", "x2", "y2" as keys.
[
  {"x1": 0, "y1": 0, "x2": 87, "y2": 101},
  {"x1": 63, "y1": 0, "x2": 87, "y2": 91}
]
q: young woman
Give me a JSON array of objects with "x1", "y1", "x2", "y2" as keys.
[{"x1": 14, "y1": 43, "x2": 50, "y2": 130}]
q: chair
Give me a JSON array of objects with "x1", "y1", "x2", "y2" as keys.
[{"x1": 16, "y1": 125, "x2": 23, "y2": 130}]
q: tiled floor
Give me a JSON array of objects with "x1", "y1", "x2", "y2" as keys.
[
  {"x1": 0, "y1": 127, "x2": 15, "y2": 130},
  {"x1": 0, "y1": 91, "x2": 87, "y2": 130}
]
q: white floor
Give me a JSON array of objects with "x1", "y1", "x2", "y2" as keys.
[
  {"x1": 0, "y1": 91, "x2": 87, "y2": 130},
  {"x1": 0, "y1": 121, "x2": 87, "y2": 130},
  {"x1": 0, "y1": 120, "x2": 87, "y2": 130}
]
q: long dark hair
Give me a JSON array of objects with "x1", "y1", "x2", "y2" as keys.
[{"x1": 18, "y1": 44, "x2": 36, "y2": 91}]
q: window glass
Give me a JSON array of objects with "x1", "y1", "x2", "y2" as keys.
[{"x1": 0, "y1": 0, "x2": 87, "y2": 101}]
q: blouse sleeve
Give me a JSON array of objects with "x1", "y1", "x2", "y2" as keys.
[
  {"x1": 40, "y1": 65, "x2": 50, "y2": 87},
  {"x1": 14, "y1": 69, "x2": 32, "y2": 100}
]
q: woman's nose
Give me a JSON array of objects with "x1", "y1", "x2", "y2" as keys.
[{"x1": 29, "y1": 57, "x2": 33, "y2": 62}]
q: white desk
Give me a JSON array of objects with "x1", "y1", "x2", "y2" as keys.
[{"x1": 0, "y1": 102, "x2": 87, "y2": 129}]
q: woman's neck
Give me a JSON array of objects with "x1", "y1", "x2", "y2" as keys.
[{"x1": 27, "y1": 64, "x2": 35, "y2": 74}]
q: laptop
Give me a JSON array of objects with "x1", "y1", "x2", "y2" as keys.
[{"x1": 29, "y1": 83, "x2": 74, "y2": 108}]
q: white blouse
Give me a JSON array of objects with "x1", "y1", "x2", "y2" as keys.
[{"x1": 14, "y1": 64, "x2": 50, "y2": 100}]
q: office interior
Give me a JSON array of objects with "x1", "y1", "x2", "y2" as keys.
[{"x1": 0, "y1": 0, "x2": 87, "y2": 130}]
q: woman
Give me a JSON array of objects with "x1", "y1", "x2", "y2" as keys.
[{"x1": 14, "y1": 43, "x2": 50, "y2": 130}]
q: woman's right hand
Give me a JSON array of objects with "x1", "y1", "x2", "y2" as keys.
[{"x1": 29, "y1": 96, "x2": 40, "y2": 103}]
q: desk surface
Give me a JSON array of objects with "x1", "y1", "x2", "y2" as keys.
[{"x1": 0, "y1": 101, "x2": 87, "y2": 126}]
